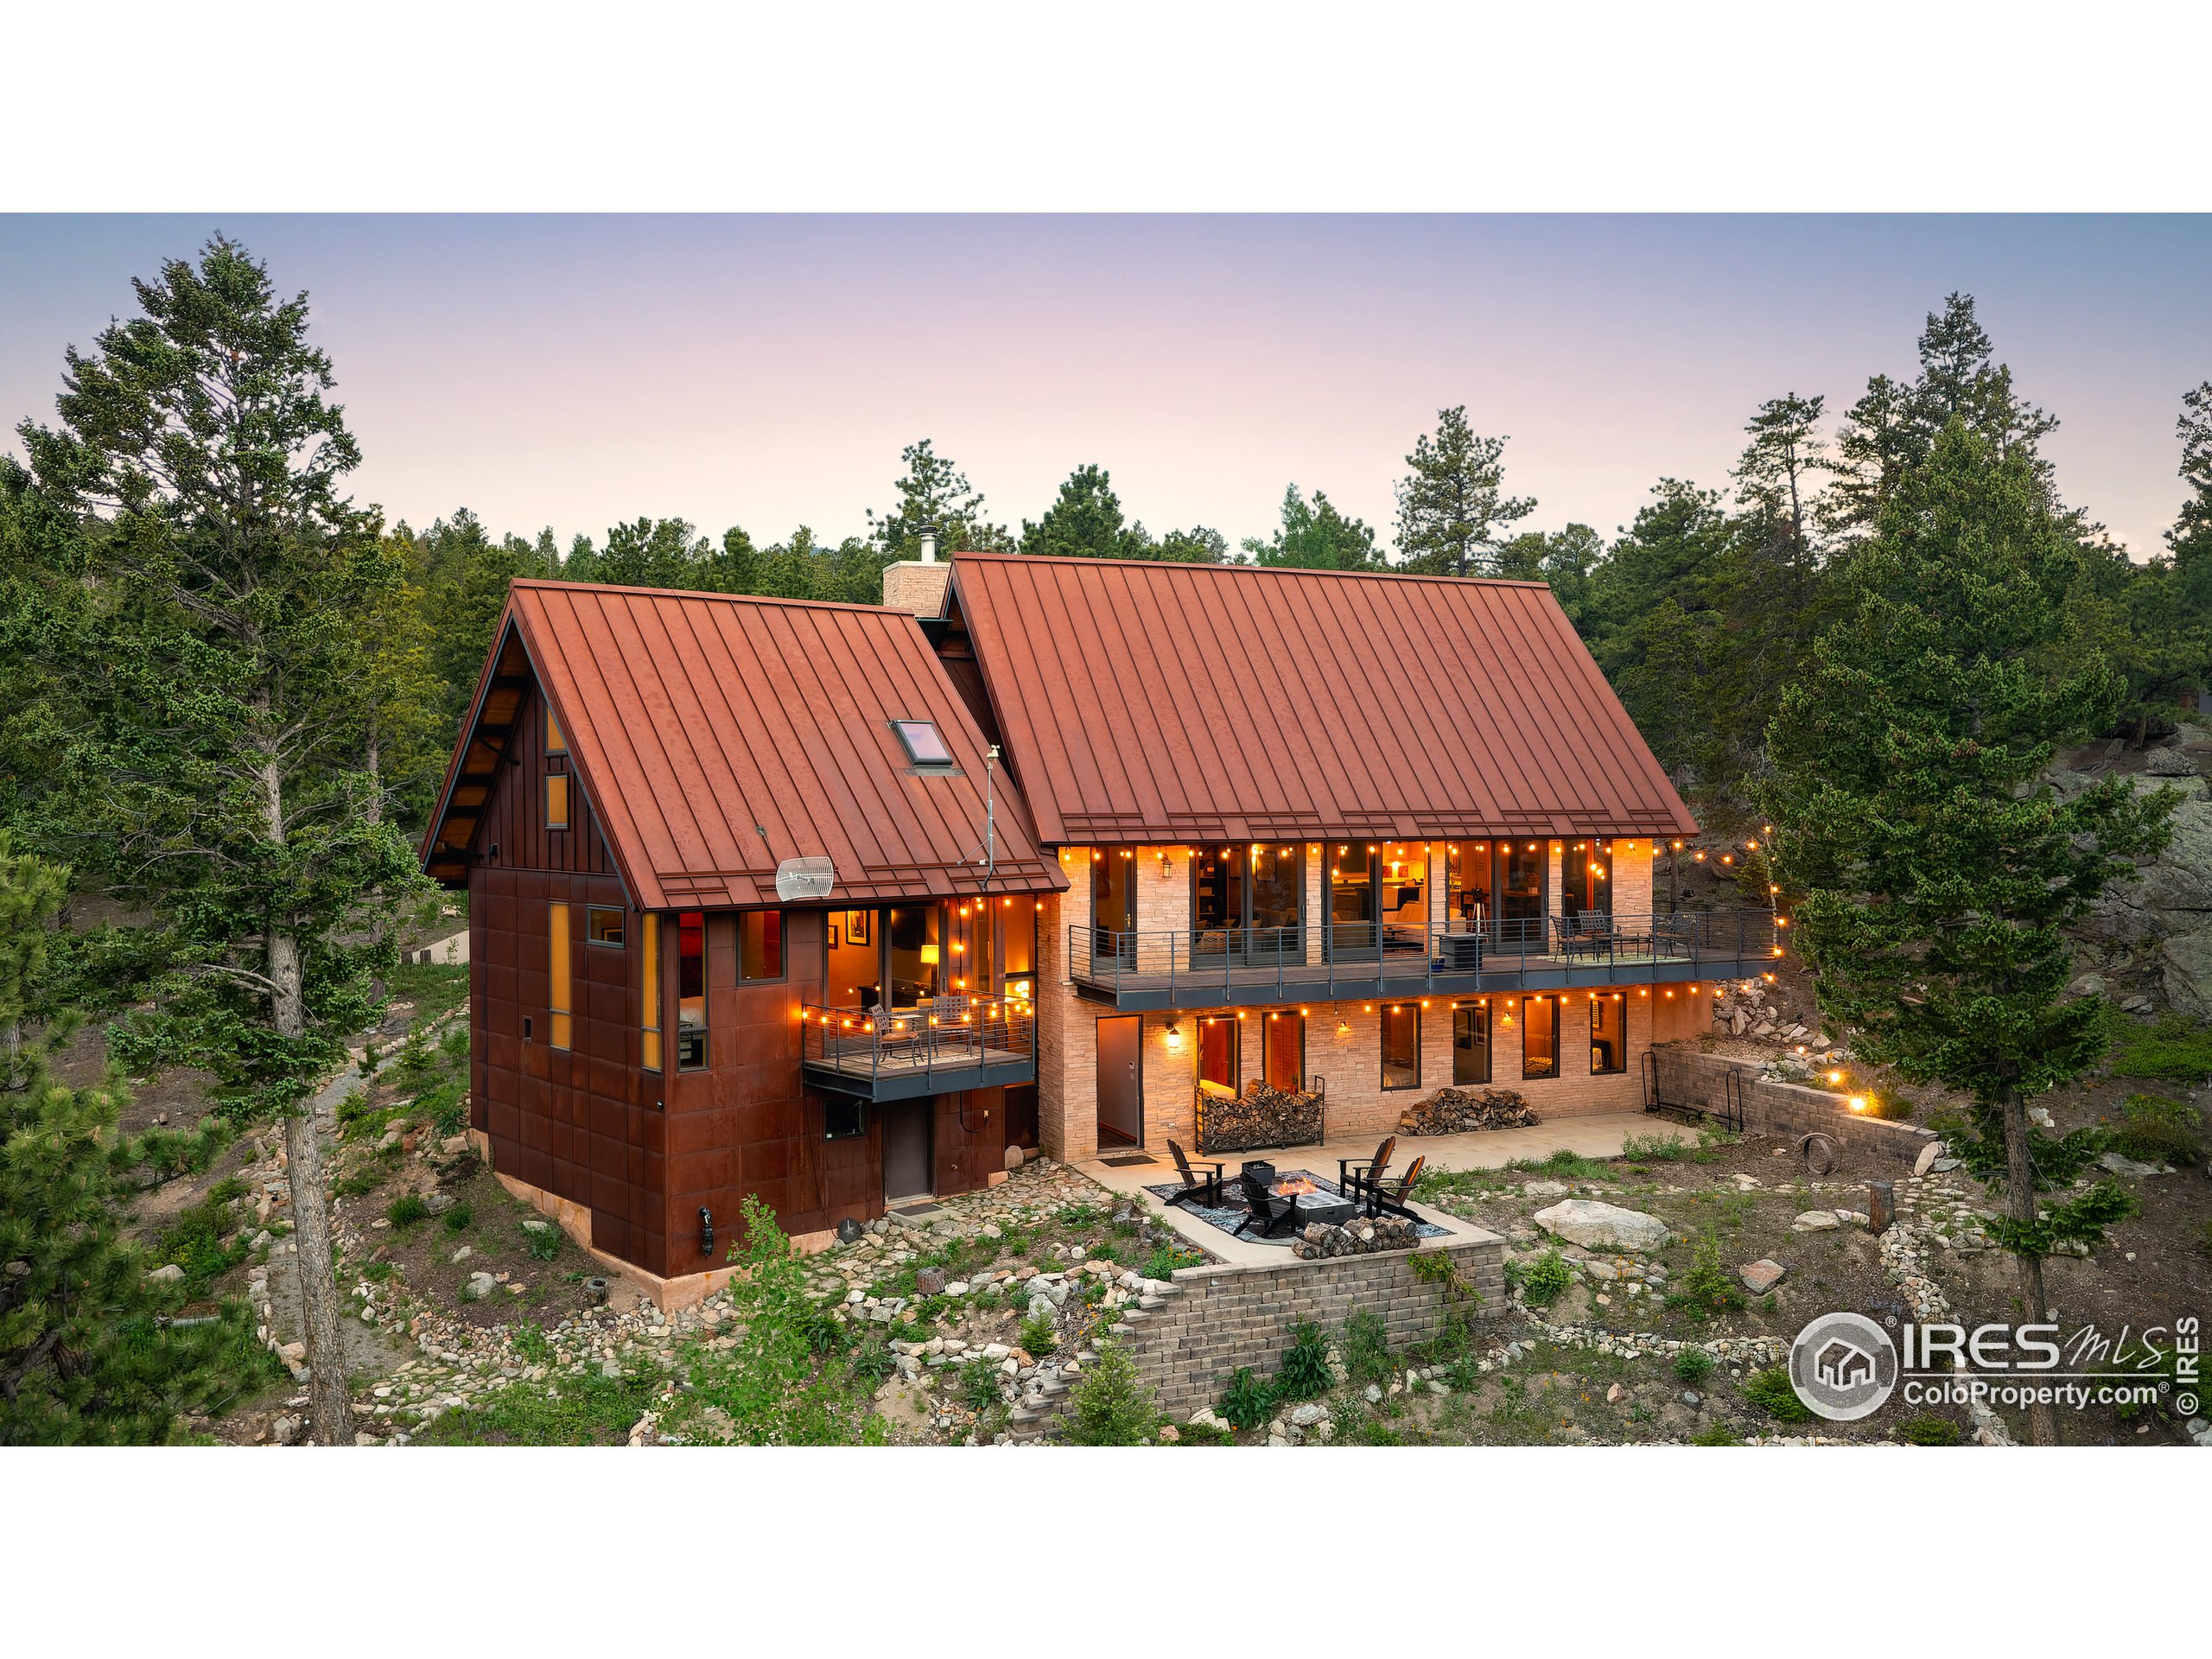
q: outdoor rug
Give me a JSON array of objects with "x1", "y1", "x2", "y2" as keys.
[{"x1": 1143, "y1": 1168, "x2": 1448, "y2": 1249}]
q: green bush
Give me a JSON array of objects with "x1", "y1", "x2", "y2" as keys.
[
  {"x1": 385, "y1": 1192, "x2": 429, "y2": 1229},
  {"x1": 1507, "y1": 1148, "x2": 1611, "y2": 1182},
  {"x1": 1512, "y1": 1249, "x2": 1573, "y2": 1307},
  {"x1": 1066, "y1": 1343, "x2": 1156, "y2": 1446},
  {"x1": 1623, "y1": 1132, "x2": 1688, "y2": 1162},
  {"x1": 2107, "y1": 1093, "x2": 2206, "y2": 1166},
  {"x1": 1143, "y1": 1241, "x2": 1205, "y2": 1281},
  {"x1": 960, "y1": 1358, "x2": 1003, "y2": 1413},
  {"x1": 1274, "y1": 1319, "x2": 1333, "y2": 1402},
  {"x1": 1902, "y1": 1412, "x2": 1961, "y2": 1446},
  {"x1": 1689, "y1": 1422, "x2": 1740, "y2": 1446},
  {"x1": 1172, "y1": 1419, "x2": 1235, "y2": 1446},
  {"x1": 2110, "y1": 1014, "x2": 2212, "y2": 1084},
  {"x1": 1743, "y1": 1365, "x2": 1814, "y2": 1423},
  {"x1": 1217, "y1": 1365, "x2": 1274, "y2": 1431},
  {"x1": 523, "y1": 1221, "x2": 563, "y2": 1261},
  {"x1": 1340, "y1": 1308, "x2": 1392, "y2": 1387},
  {"x1": 442, "y1": 1202, "x2": 474, "y2": 1233},
  {"x1": 1666, "y1": 1230, "x2": 1746, "y2": 1321},
  {"x1": 1017, "y1": 1312, "x2": 1058, "y2": 1357},
  {"x1": 1672, "y1": 1348, "x2": 1718, "y2": 1386},
  {"x1": 511, "y1": 1321, "x2": 551, "y2": 1365}
]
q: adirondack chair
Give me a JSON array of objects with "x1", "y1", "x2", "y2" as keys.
[
  {"x1": 1338, "y1": 1135, "x2": 1396, "y2": 1204},
  {"x1": 1363, "y1": 1154, "x2": 1427, "y2": 1219},
  {"x1": 1231, "y1": 1169, "x2": 1300, "y2": 1239},
  {"x1": 1165, "y1": 1139, "x2": 1225, "y2": 1209}
]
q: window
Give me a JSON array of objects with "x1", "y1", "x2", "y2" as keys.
[
  {"x1": 545, "y1": 772, "x2": 569, "y2": 831},
  {"x1": 1522, "y1": 994, "x2": 1560, "y2": 1079},
  {"x1": 677, "y1": 911, "x2": 707, "y2": 1070},
  {"x1": 1381, "y1": 1002, "x2": 1420, "y2": 1090},
  {"x1": 1262, "y1": 1011, "x2": 1305, "y2": 1091},
  {"x1": 641, "y1": 912, "x2": 662, "y2": 1071},
  {"x1": 1591, "y1": 991, "x2": 1626, "y2": 1074},
  {"x1": 950, "y1": 900, "x2": 993, "y2": 995},
  {"x1": 1445, "y1": 840, "x2": 1492, "y2": 929},
  {"x1": 1497, "y1": 842, "x2": 1545, "y2": 925},
  {"x1": 891, "y1": 719, "x2": 953, "y2": 768},
  {"x1": 887, "y1": 905, "x2": 942, "y2": 1007},
  {"x1": 1000, "y1": 897, "x2": 1034, "y2": 977},
  {"x1": 588, "y1": 906, "x2": 625, "y2": 947},
  {"x1": 824, "y1": 1096, "x2": 867, "y2": 1140},
  {"x1": 1193, "y1": 844, "x2": 1302, "y2": 945},
  {"x1": 1377, "y1": 842, "x2": 1424, "y2": 935},
  {"x1": 740, "y1": 911, "x2": 784, "y2": 981},
  {"x1": 1330, "y1": 842, "x2": 1374, "y2": 953},
  {"x1": 1197, "y1": 1016, "x2": 1239, "y2": 1095},
  {"x1": 1567, "y1": 841, "x2": 1613, "y2": 919},
  {"x1": 548, "y1": 903, "x2": 573, "y2": 1049},
  {"x1": 545, "y1": 706, "x2": 567, "y2": 753},
  {"x1": 1452, "y1": 1001, "x2": 1491, "y2": 1084},
  {"x1": 1091, "y1": 850, "x2": 1135, "y2": 942}
]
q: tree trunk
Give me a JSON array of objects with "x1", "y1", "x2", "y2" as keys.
[
  {"x1": 1999, "y1": 1088, "x2": 2058, "y2": 1446},
  {"x1": 271, "y1": 926, "x2": 353, "y2": 1446}
]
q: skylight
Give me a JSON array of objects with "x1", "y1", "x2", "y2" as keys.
[{"x1": 892, "y1": 719, "x2": 954, "y2": 768}]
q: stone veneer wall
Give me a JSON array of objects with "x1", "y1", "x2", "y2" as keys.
[{"x1": 1648, "y1": 1046, "x2": 1937, "y2": 1166}]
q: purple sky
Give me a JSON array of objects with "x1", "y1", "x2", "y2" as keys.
[{"x1": 3, "y1": 215, "x2": 2207, "y2": 559}]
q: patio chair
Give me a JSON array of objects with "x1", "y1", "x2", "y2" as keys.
[
  {"x1": 1363, "y1": 1154, "x2": 1427, "y2": 1219},
  {"x1": 1338, "y1": 1135, "x2": 1395, "y2": 1203},
  {"x1": 1231, "y1": 1169, "x2": 1301, "y2": 1239},
  {"x1": 1165, "y1": 1139, "x2": 1225, "y2": 1210}
]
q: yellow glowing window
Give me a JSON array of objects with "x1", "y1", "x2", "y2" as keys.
[
  {"x1": 545, "y1": 772, "x2": 569, "y2": 830},
  {"x1": 546, "y1": 706, "x2": 567, "y2": 753},
  {"x1": 641, "y1": 912, "x2": 662, "y2": 1071},
  {"x1": 549, "y1": 903, "x2": 573, "y2": 1049}
]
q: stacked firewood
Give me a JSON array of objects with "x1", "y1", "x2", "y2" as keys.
[
  {"x1": 1396, "y1": 1084, "x2": 1538, "y2": 1135},
  {"x1": 1291, "y1": 1212, "x2": 1421, "y2": 1258},
  {"x1": 1198, "y1": 1080, "x2": 1325, "y2": 1154}
]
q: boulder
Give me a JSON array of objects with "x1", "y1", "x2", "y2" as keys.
[
  {"x1": 1523, "y1": 1179, "x2": 1569, "y2": 1198},
  {"x1": 147, "y1": 1262, "x2": 185, "y2": 1283},
  {"x1": 1912, "y1": 1140, "x2": 1945, "y2": 1177},
  {"x1": 1739, "y1": 1259, "x2": 1786, "y2": 1294},
  {"x1": 1792, "y1": 1210, "x2": 1841, "y2": 1232},
  {"x1": 1532, "y1": 1198, "x2": 1669, "y2": 1252},
  {"x1": 1289, "y1": 1402, "x2": 1329, "y2": 1428},
  {"x1": 462, "y1": 1270, "x2": 497, "y2": 1301},
  {"x1": 2145, "y1": 746, "x2": 2200, "y2": 777},
  {"x1": 2100, "y1": 1151, "x2": 2169, "y2": 1178}
]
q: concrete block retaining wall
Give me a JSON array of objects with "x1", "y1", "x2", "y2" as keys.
[{"x1": 1649, "y1": 1045, "x2": 1936, "y2": 1166}]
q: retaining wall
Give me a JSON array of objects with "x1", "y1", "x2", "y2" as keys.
[{"x1": 1648, "y1": 1044, "x2": 1936, "y2": 1166}]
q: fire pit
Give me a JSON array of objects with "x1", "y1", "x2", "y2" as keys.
[{"x1": 1276, "y1": 1176, "x2": 1356, "y2": 1226}]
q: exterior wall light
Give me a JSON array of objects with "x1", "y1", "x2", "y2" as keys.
[
  {"x1": 1165, "y1": 1021, "x2": 1182, "y2": 1052},
  {"x1": 699, "y1": 1207, "x2": 715, "y2": 1256}
]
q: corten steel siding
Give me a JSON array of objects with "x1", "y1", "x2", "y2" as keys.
[{"x1": 945, "y1": 552, "x2": 1699, "y2": 846}]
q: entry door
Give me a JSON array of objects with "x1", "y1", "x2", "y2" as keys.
[
  {"x1": 1096, "y1": 1014, "x2": 1142, "y2": 1147},
  {"x1": 883, "y1": 1099, "x2": 932, "y2": 1201}
]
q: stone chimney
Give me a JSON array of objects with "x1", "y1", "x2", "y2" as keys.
[{"x1": 882, "y1": 521, "x2": 952, "y2": 618}]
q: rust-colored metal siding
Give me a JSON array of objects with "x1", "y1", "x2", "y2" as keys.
[
  {"x1": 948, "y1": 552, "x2": 1699, "y2": 845},
  {"x1": 422, "y1": 580, "x2": 1065, "y2": 907}
]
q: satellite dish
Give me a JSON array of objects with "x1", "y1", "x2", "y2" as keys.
[{"x1": 775, "y1": 856, "x2": 836, "y2": 902}]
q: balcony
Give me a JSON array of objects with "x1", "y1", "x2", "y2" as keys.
[
  {"x1": 800, "y1": 994, "x2": 1037, "y2": 1100},
  {"x1": 1066, "y1": 910, "x2": 1784, "y2": 1010}
]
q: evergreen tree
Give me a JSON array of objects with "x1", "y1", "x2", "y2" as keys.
[
  {"x1": 15, "y1": 235, "x2": 430, "y2": 1445},
  {"x1": 1496, "y1": 523, "x2": 1605, "y2": 626},
  {"x1": 868, "y1": 438, "x2": 1012, "y2": 557},
  {"x1": 1020, "y1": 464, "x2": 1149, "y2": 559},
  {"x1": 417, "y1": 509, "x2": 552, "y2": 734},
  {"x1": 1241, "y1": 485, "x2": 1380, "y2": 569},
  {"x1": 1393, "y1": 405, "x2": 1535, "y2": 576},
  {"x1": 1765, "y1": 418, "x2": 2175, "y2": 1444}
]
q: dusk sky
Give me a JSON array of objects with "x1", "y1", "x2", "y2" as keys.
[{"x1": 3, "y1": 214, "x2": 2207, "y2": 561}]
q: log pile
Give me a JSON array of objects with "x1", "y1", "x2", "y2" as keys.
[
  {"x1": 1291, "y1": 1212, "x2": 1421, "y2": 1258},
  {"x1": 1198, "y1": 1080, "x2": 1325, "y2": 1154},
  {"x1": 1396, "y1": 1084, "x2": 1538, "y2": 1135}
]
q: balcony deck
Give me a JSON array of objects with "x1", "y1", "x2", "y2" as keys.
[
  {"x1": 1068, "y1": 912, "x2": 1783, "y2": 1010},
  {"x1": 800, "y1": 997, "x2": 1038, "y2": 1100}
]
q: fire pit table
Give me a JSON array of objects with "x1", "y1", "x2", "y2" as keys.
[{"x1": 1268, "y1": 1173, "x2": 1357, "y2": 1227}]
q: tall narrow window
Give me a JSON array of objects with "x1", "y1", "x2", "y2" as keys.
[
  {"x1": 545, "y1": 772, "x2": 569, "y2": 831},
  {"x1": 1330, "y1": 843, "x2": 1375, "y2": 956},
  {"x1": 1446, "y1": 841, "x2": 1492, "y2": 930},
  {"x1": 1191, "y1": 847, "x2": 1244, "y2": 941},
  {"x1": 1523, "y1": 994, "x2": 1560, "y2": 1079},
  {"x1": 640, "y1": 912, "x2": 662, "y2": 1071},
  {"x1": 1452, "y1": 1001, "x2": 1491, "y2": 1084},
  {"x1": 1591, "y1": 992, "x2": 1626, "y2": 1074},
  {"x1": 950, "y1": 901, "x2": 992, "y2": 994},
  {"x1": 677, "y1": 911, "x2": 707, "y2": 1070},
  {"x1": 1197, "y1": 1016, "x2": 1239, "y2": 1096},
  {"x1": 1377, "y1": 842, "x2": 1424, "y2": 938},
  {"x1": 1381, "y1": 1002, "x2": 1420, "y2": 1090},
  {"x1": 548, "y1": 903, "x2": 573, "y2": 1049},
  {"x1": 545, "y1": 705, "x2": 567, "y2": 753},
  {"x1": 1249, "y1": 844, "x2": 1302, "y2": 936},
  {"x1": 887, "y1": 906, "x2": 942, "y2": 1007},
  {"x1": 1000, "y1": 897, "x2": 1034, "y2": 977},
  {"x1": 1263, "y1": 1011, "x2": 1305, "y2": 1091},
  {"x1": 1567, "y1": 841, "x2": 1613, "y2": 919},
  {"x1": 1091, "y1": 849, "x2": 1135, "y2": 955},
  {"x1": 740, "y1": 911, "x2": 784, "y2": 981}
]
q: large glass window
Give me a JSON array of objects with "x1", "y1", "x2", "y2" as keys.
[
  {"x1": 827, "y1": 908, "x2": 880, "y2": 1009},
  {"x1": 1591, "y1": 991, "x2": 1626, "y2": 1074},
  {"x1": 1262, "y1": 1011, "x2": 1305, "y2": 1091},
  {"x1": 1197, "y1": 1015, "x2": 1239, "y2": 1095},
  {"x1": 1567, "y1": 841, "x2": 1613, "y2": 919},
  {"x1": 641, "y1": 912, "x2": 662, "y2": 1071},
  {"x1": 677, "y1": 911, "x2": 707, "y2": 1070},
  {"x1": 1497, "y1": 841, "x2": 1545, "y2": 925},
  {"x1": 1522, "y1": 993, "x2": 1560, "y2": 1080},
  {"x1": 740, "y1": 911, "x2": 783, "y2": 981},
  {"x1": 1452, "y1": 1001, "x2": 1491, "y2": 1084},
  {"x1": 1192, "y1": 846, "x2": 1243, "y2": 936},
  {"x1": 950, "y1": 899, "x2": 995, "y2": 995},
  {"x1": 548, "y1": 903, "x2": 573, "y2": 1049},
  {"x1": 1381, "y1": 1002, "x2": 1420, "y2": 1090},
  {"x1": 1091, "y1": 850, "x2": 1135, "y2": 946},
  {"x1": 1250, "y1": 844, "x2": 1302, "y2": 933},
  {"x1": 1330, "y1": 842, "x2": 1374, "y2": 951},
  {"x1": 1378, "y1": 842, "x2": 1425, "y2": 938},
  {"x1": 1445, "y1": 841, "x2": 1492, "y2": 930},
  {"x1": 887, "y1": 905, "x2": 943, "y2": 1007}
]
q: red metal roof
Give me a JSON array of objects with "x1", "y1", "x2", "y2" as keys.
[
  {"x1": 421, "y1": 580, "x2": 1064, "y2": 908},
  {"x1": 946, "y1": 552, "x2": 1698, "y2": 846}
]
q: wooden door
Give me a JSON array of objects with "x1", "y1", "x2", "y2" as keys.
[{"x1": 883, "y1": 1099, "x2": 932, "y2": 1201}]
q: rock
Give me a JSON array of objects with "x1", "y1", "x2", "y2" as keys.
[
  {"x1": 2028, "y1": 1106, "x2": 2056, "y2": 1129},
  {"x1": 1931, "y1": 1157, "x2": 1962, "y2": 1173},
  {"x1": 1189, "y1": 1407, "x2": 1228, "y2": 1431},
  {"x1": 423, "y1": 1192, "x2": 454, "y2": 1215},
  {"x1": 269, "y1": 1414, "x2": 301, "y2": 1446},
  {"x1": 1680, "y1": 1390, "x2": 1703, "y2": 1408},
  {"x1": 147, "y1": 1262, "x2": 185, "y2": 1283},
  {"x1": 520, "y1": 1219, "x2": 554, "y2": 1236},
  {"x1": 1584, "y1": 1259, "x2": 1618, "y2": 1281},
  {"x1": 1363, "y1": 1383, "x2": 1384, "y2": 1404},
  {"x1": 1533, "y1": 1198, "x2": 1669, "y2": 1252},
  {"x1": 1913, "y1": 1141, "x2": 1945, "y2": 1177},
  {"x1": 1004, "y1": 1144, "x2": 1024, "y2": 1171},
  {"x1": 2100, "y1": 1151, "x2": 2169, "y2": 1177},
  {"x1": 1792, "y1": 1211, "x2": 1840, "y2": 1232},
  {"x1": 2145, "y1": 747, "x2": 2199, "y2": 778},
  {"x1": 462, "y1": 1271, "x2": 496, "y2": 1301},
  {"x1": 2066, "y1": 972, "x2": 2108, "y2": 999},
  {"x1": 1289, "y1": 1402, "x2": 1328, "y2": 1428},
  {"x1": 1605, "y1": 1382, "x2": 1624, "y2": 1403},
  {"x1": 441, "y1": 1134, "x2": 471, "y2": 1155},
  {"x1": 1523, "y1": 1179, "x2": 1569, "y2": 1198},
  {"x1": 450, "y1": 1244, "x2": 473, "y2": 1262},
  {"x1": 1156, "y1": 1424, "x2": 1180, "y2": 1443},
  {"x1": 1739, "y1": 1259, "x2": 1786, "y2": 1294},
  {"x1": 2120, "y1": 995, "x2": 2155, "y2": 1015}
]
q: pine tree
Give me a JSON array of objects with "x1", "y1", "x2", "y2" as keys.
[
  {"x1": 868, "y1": 438, "x2": 1012, "y2": 557},
  {"x1": 1020, "y1": 464, "x2": 1149, "y2": 559},
  {"x1": 16, "y1": 235, "x2": 430, "y2": 1445},
  {"x1": 1765, "y1": 418, "x2": 2176, "y2": 1444},
  {"x1": 1241, "y1": 485, "x2": 1380, "y2": 569},
  {"x1": 1393, "y1": 406, "x2": 1535, "y2": 576}
]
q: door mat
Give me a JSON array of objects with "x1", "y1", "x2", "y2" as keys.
[
  {"x1": 891, "y1": 1202, "x2": 944, "y2": 1217},
  {"x1": 1102, "y1": 1154, "x2": 1158, "y2": 1166}
]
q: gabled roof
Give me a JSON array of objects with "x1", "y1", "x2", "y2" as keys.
[
  {"x1": 947, "y1": 551, "x2": 1698, "y2": 846},
  {"x1": 420, "y1": 580, "x2": 1064, "y2": 908}
]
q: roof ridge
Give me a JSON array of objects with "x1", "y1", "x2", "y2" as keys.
[
  {"x1": 509, "y1": 577, "x2": 903, "y2": 615},
  {"x1": 944, "y1": 551, "x2": 1550, "y2": 588}
]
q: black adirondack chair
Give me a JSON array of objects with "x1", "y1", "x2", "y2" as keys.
[
  {"x1": 1232, "y1": 1170, "x2": 1300, "y2": 1239},
  {"x1": 1363, "y1": 1154, "x2": 1427, "y2": 1219},
  {"x1": 1339, "y1": 1135, "x2": 1396, "y2": 1204},
  {"x1": 1165, "y1": 1139, "x2": 1225, "y2": 1209}
]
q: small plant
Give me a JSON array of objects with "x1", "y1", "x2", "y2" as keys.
[
  {"x1": 523, "y1": 1221, "x2": 562, "y2": 1261},
  {"x1": 1623, "y1": 1132, "x2": 1688, "y2": 1162},
  {"x1": 1055, "y1": 1203, "x2": 1102, "y2": 1229},
  {"x1": 1172, "y1": 1419, "x2": 1234, "y2": 1446},
  {"x1": 1340, "y1": 1307, "x2": 1392, "y2": 1388},
  {"x1": 1672, "y1": 1348, "x2": 1718, "y2": 1386},
  {"x1": 1689, "y1": 1422, "x2": 1740, "y2": 1446},
  {"x1": 385, "y1": 1192, "x2": 429, "y2": 1229},
  {"x1": 1066, "y1": 1342, "x2": 1157, "y2": 1446},
  {"x1": 334, "y1": 1169, "x2": 379, "y2": 1198},
  {"x1": 512, "y1": 1321, "x2": 551, "y2": 1364},
  {"x1": 442, "y1": 1202, "x2": 474, "y2": 1233},
  {"x1": 1666, "y1": 1230, "x2": 1745, "y2": 1321},
  {"x1": 2110, "y1": 1014, "x2": 2212, "y2": 1084},
  {"x1": 1742, "y1": 1365, "x2": 1814, "y2": 1423},
  {"x1": 1217, "y1": 1365, "x2": 1274, "y2": 1432},
  {"x1": 2107, "y1": 1092, "x2": 2205, "y2": 1166},
  {"x1": 1143, "y1": 1241, "x2": 1204, "y2": 1281},
  {"x1": 1017, "y1": 1312, "x2": 1058, "y2": 1357},
  {"x1": 1512, "y1": 1249, "x2": 1573, "y2": 1307},
  {"x1": 960, "y1": 1358, "x2": 1003, "y2": 1413},
  {"x1": 1902, "y1": 1412, "x2": 1961, "y2": 1446},
  {"x1": 1273, "y1": 1319, "x2": 1333, "y2": 1402}
]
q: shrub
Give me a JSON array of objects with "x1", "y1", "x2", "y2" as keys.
[
  {"x1": 1017, "y1": 1313, "x2": 1058, "y2": 1357},
  {"x1": 442, "y1": 1202, "x2": 474, "y2": 1233},
  {"x1": 1340, "y1": 1308, "x2": 1392, "y2": 1387},
  {"x1": 1274, "y1": 1319, "x2": 1333, "y2": 1402},
  {"x1": 960, "y1": 1358, "x2": 1003, "y2": 1413},
  {"x1": 511, "y1": 1321, "x2": 551, "y2": 1365},
  {"x1": 523, "y1": 1221, "x2": 562, "y2": 1261},
  {"x1": 1903, "y1": 1412, "x2": 1961, "y2": 1446},
  {"x1": 2110, "y1": 1014, "x2": 2212, "y2": 1084},
  {"x1": 1672, "y1": 1348, "x2": 1718, "y2": 1386},
  {"x1": 1743, "y1": 1365, "x2": 1814, "y2": 1423},
  {"x1": 1217, "y1": 1366, "x2": 1274, "y2": 1431},
  {"x1": 1689, "y1": 1423, "x2": 1740, "y2": 1446},
  {"x1": 1506, "y1": 1148, "x2": 1611, "y2": 1181},
  {"x1": 1067, "y1": 1343, "x2": 1156, "y2": 1446},
  {"x1": 2107, "y1": 1093, "x2": 2206, "y2": 1167},
  {"x1": 1143, "y1": 1241, "x2": 1204, "y2": 1281},
  {"x1": 385, "y1": 1192, "x2": 429, "y2": 1229},
  {"x1": 1173, "y1": 1419, "x2": 1235, "y2": 1446},
  {"x1": 1623, "y1": 1132, "x2": 1688, "y2": 1162},
  {"x1": 1666, "y1": 1230, "x2": 1745, "y2": 1321},
  {"x1": 1512, "y1": 1249, "x2": 1573, "y2": 1307}
]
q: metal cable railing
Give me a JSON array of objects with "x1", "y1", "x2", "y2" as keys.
[{"x1": 800, "y1": 994, "x2": 1036, "y2": 1085}]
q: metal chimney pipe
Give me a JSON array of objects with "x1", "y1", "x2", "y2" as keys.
[{"x1": 918, "y1": 523, "x2": 939, "y2": 563}]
